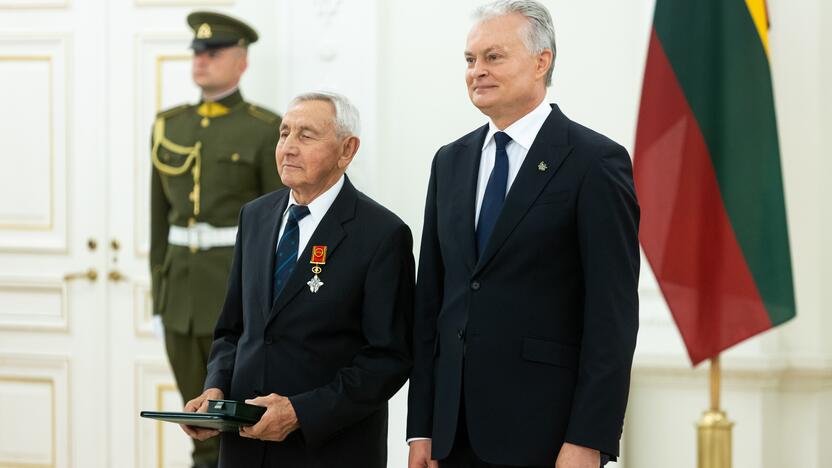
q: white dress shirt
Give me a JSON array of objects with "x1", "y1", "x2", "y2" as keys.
[
  {"x1": 407, "y1": 100, "x2": 552, "y2": 446},
  {"x1": 474, "y1": 98, "x2": 553, "y2": 227},
  {"x1": 276, "y1": 175, "x2": 345, "y2": 260}
]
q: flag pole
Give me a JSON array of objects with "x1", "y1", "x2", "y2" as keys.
[{"x1": 697, "y1": 355, "x2": 734, "y2": 468}]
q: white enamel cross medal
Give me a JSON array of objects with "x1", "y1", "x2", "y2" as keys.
[
  {"x1": 307, "y1": 245, "x2": 327, "y2": 293},
  {"x1": 307, "y1": 274, "x2": 324, "y2": 293}
]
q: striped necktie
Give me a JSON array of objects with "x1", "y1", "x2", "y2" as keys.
[{"x1": 273, "y1": 204, "x2": 310, "y2": 303}]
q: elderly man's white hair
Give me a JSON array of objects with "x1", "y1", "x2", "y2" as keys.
[
  {"x1": 288, "y1": 91, "x2": 361, "y2": 138},
  {"x1": 473, "y1": 0, "x2": 557, "y2": 86}
]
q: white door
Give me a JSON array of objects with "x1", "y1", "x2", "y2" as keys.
[
  {"x1": 0, "y1": 0, "x2": 109, "y2": 466},
  {"x1": 0, "y1": 0, "x2": 278, "y2": 466}
]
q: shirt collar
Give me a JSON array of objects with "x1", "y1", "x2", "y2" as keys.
[
  {"x1": 201, "y1": 86, "x2": 241, "y2": 106},
  {"x1": 482, "y1": 99, "x2": 553, "y2": 151},
  {"x1": 284, "y1": 174, "x2": 345, "y2": 223}
]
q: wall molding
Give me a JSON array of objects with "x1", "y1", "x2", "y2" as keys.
[
  {"x1": 133, "y1": 282, "x2": 153, "y2": 338},
  {"x1": 135, "y1": 0, "x2": 233, "y2": 6},
  {"x1": 633, "y1": 353, "x2": 832, "y2": 392},
  {"x1": 134, "y1": 360, "x2": 188, "y2": 468},
  {"x1": 0, "y1": 277, "x2": 68, "y2": 332},
  {"x1": 132, "y1": 32, "x2": 193, "y2": 260},
  {"x1": 0, "y1": 0, "x2": 67, "y2": 9},
  {"x1": 0, "y1": 33, "x2": 70, "y2": 254},
  {"x1": 0, "y1": 354, "x2": 69, "y2": 467}
]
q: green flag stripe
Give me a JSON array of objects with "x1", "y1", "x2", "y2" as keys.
[{"x1": 653, "y1": 0, "x2": 795, "y2": 324}]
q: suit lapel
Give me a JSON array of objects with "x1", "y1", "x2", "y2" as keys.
[
  {"x1": 474, "y1": 105, "x2": 574, "y2": 275},
  {"x1": 453, "y1": 125, "x2": 488, "y2": 272},
  {"x1": 259, "y1": 191, "x2": 289, "y2": 319},
  {"x1": 267, "y1": 177, "x2": 357, "y2": 326}
]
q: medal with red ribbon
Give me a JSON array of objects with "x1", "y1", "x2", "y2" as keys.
[{"x1": 307, "y1": 245, "x2": 327, "y2": 293}]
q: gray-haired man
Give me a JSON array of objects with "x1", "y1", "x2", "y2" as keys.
[
  {"x1": 182, "y1": 92, "x2": 415, "y2": 467},
  {"x1": 407, "y1": 1, "x2": 639, "y2": 467}
]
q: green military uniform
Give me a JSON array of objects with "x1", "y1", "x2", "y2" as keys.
[{"x1": 149, "y1": 11, "x2": 283, "y2": 468}]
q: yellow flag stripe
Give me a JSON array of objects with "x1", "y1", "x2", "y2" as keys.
[{"x1": 744, "y1": 0, "x2": 770, "y2": 56}]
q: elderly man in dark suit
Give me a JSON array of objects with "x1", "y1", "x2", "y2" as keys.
[
  {"x1": 407, "y1": 1, "x2": 640, "y2": 468},
  {"x1": 150, "y1": 13, "x2": 284, "y2": 467},
  {"x1": 181, "y1": 91, "x2": 414, "y2": 468}
]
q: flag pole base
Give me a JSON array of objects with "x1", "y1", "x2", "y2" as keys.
[{"x1": 697, "y1": 409, "x2": 734, "y2": 468}]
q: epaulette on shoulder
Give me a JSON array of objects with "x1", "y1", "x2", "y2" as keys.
[
  {"x1": 247, "y1": 104, "x2": 281, "y2": 125},
  {"x1": 156, "y1": 104, "x2": 191, "y2": 120}
]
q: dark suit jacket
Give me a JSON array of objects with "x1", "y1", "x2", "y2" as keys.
[
  {"x1": 406, "y1": 105, "x2": 640, "y2": 466},
  {"x1": 205, "y1": 176, "x2": 414, "y2": 468}
]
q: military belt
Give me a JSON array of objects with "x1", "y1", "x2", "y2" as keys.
[{"x1": 168, "y1": 223, "x2": 238, "y2": 250}]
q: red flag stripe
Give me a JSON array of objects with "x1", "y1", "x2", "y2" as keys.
[{"x1": 634, "y1": 30, "x2": 772, "y2": 364}]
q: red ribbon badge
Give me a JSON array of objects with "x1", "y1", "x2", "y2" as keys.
[{"x1": 310, "y1": 246, "x2": 327, "y2": 265}]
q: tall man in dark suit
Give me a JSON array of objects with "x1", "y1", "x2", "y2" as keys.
[
  {"x1": 407, "y1": 1, "x2": 639, "y2": 467},
  {"x1": 181, "y1": 92, "x2": 414, "y2": 467}
]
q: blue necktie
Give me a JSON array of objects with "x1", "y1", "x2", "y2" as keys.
[
  {"x1": 273, "y1": 204, "x2": 310, "y2": 303},
  {"x1": 476, "y1": 131, "x2": 511, "y2": 257}
]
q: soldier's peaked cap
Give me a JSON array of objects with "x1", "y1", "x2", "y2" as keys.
[{"x1": 187, "y1": 11, "x2": 259, "y2": 52}]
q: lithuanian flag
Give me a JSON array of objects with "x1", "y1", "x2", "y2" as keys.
[{"x1": 633, "y1": 0, "x2": 795, "y2": 365}]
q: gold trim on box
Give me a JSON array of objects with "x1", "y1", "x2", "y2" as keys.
[
  {"x1": 156, "y1": 382, "x2": 178, "y2": 468},
  {"x1": 0, "y1": 280, "x2": 68, "y2": 333},
  {"x1": 0, "y1": 375, "x2": 57, "y2": 467},
  {"x1": 0, "y1": 56, "x2": 55, "y2": 232}
]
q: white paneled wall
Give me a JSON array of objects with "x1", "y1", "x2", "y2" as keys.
[{"x1": 0, "y1": 35, "x2": 68, "y2": 253}]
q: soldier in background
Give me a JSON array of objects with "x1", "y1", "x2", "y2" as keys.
[{"x1": 149, "y1": 11, "x2": 283, "y2": 468}]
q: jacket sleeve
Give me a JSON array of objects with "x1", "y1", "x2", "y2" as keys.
[
  {"x1": 406, "y1": 154, "x2": 444, "y2": 439},
  {"x1": 203, "y1": 206, "x2": 247, "y2": 395},
  {"x1": 289, "y1": 223, "x2": 415, "y2": 447},
  {"x1": 149, "y1": 136, "x2": 171, "y2": 316},
  {"x1": 566, "y1": 145, "x2": 640, "y2": 458}
]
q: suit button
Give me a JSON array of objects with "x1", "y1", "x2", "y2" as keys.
[
  {"x1": 264, "y1": 337, "x2": 273, "y2": 345},
  {"x1": 470, "y1": 281, "x2": 480, "y2": 291},
  {"x1": 457, "y1": 329, "x2": 464, "y2": 340}
]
